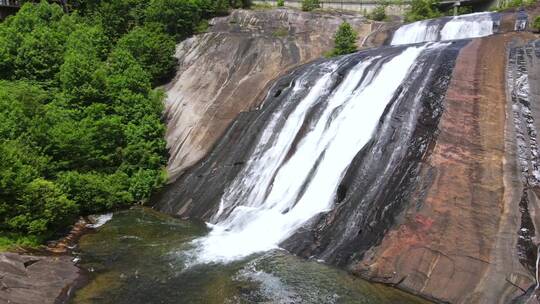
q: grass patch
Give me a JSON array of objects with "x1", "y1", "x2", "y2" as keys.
[
  {"x1": 0, "y1": 234, "x2": 42, "y2": 252},
  {"x1": 272, "y1": 27, "x2": 288, "y2": 37},
  {"x1": 195, "y1": 20, "x2": 210, "y2": 34},
  {"x1": 252, "y1": 2, "x2": 274, "y2": 10}
]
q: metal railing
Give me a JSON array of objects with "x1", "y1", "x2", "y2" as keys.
[{"x1": 0, "y1": 0, "x2": 21, "y2": 8}]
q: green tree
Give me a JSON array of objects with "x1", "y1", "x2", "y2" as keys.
[
  {"x1": 116, "y1": 25, "x2": 176, "y2": 84},
  {"x1": 330, "y1": 22, "x2": 358, "y2": 56},
  {"x1": 58, "y1": 171, "x2": 132, "y2": 214},
  {"x1": 301, "y1": 0, "x2": 319, "y2": 11},
  {"x1": 58, "y1": 24, "x2": 109, "y2": 104},
  {"x1": 0, "y1": 27, "x2": 19, "y2": 79},
  {"x1": 104, "y1": 48, "x2": 152, "y2": 97},
  {"x1": 405, "y1": 0, "x2": 443, "y2": 22},
  {"x1": 91, "y1": 0, "x2": 150, "y2": 40},
  {"x1": 368, "y1": 4, "x2": 387, "y2": 21},
  {"x1": 0, "y1": 0, "x2": 212, "y2": 248},
  {"x1": 145, "y1": 0, "x2": 202, "y2": 41},
  {"x1": 8, "y1": 179, "x2": 78, "y2": 235},
  {"x1": 14, "y1": 25, "x2": 66, "y2": 83}
]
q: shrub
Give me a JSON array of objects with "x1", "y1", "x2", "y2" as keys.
[
  {"x1": 144, "y1": 0, "x2": 203, "y2": 41},
  {"x1": 195, "y1": 20, "x2": 210, "y2": 34},
  {"x1": 405, "y1": 0, "x2": 443, "y2": 22},
  {"x1": 8, "y1": 179, "x2": 78, "y2": 235},
  {"x1": 277, "y1": 0, "x2": 285, "y2": 6},
  {"x1": 58, "y1": 171, "x2": 133, "y2": 214},
  {"x1": 368, "y1": 5, "x2": 387, "y2": 21},
  {"x1": 496, "y1": 0, "x2": 535, "y2": 10},
  {"x1": 329, "y1": 22, "x2": 358, "y2": 56},
  {"x1": 116, "y1": 25, "x2": 176, "y2": 84},
  {"x1": 533, "y1": 16, "x2": 540, "y2": 32},
  {"x1": 301, "y1": 0, "x2": 319, "y2": 11}
]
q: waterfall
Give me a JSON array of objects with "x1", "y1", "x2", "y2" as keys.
[
  {"x1": 391, "y1": 12, "x2": 497, "y2": 45},
  {"x1": 515, "y1": 9, "x2": 528, "y2": 31},
  {"x1": 390, "y1": 19, "x2": 441, "y2": 45},
  {"x1": 185, "y1": 43, "x2": 447, "y2": 264}
]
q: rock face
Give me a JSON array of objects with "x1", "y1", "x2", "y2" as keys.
[
  {"x1": 155, "y1": 8, "x2": 540, "y2": 304},
  {"x1": 356, "y1": 33, "x2": 539, "y2": 304},
  {"x1": 164, "y1": 8, "x2": 376, "y2": 180},
  {"x1": 0, "y1": 252, "x2": 81, "y2": 304}
]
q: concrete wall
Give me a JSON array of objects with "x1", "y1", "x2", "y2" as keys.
[
  {"x1": 0, "y1": 7, "x2": 18, "y2": 20},
  {"x1": 254, "y1": 0, "x2": 409, "y2": 14}
]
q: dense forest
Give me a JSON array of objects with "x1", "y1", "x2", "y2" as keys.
[{"x1": 0, "y1": 0, "x2": 250, "y2": 248}]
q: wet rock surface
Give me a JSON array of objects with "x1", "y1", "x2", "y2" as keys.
[
  {"x1": 164, "y1": 8, "x2": 376, "y2": 180},
  {"x1": 0, "y1": 252, "x2": 81, "y2": 304},
  {"x1": 356, "y1": 33, "x2": 539, "y2": 304}
]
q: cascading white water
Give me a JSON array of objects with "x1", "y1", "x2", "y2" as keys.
[
  {"x1": 391, "y1": 12, "x2": 495, "y2": 45},
  {"x1": 390, "y1": 20, "x2": 440, "y2": 45},
  {"x1": 440, "y1": 12, "x2": 494, "y2": 41},
  {"x1": 187, "y1": 43, "x2": 438, "y2": 264}
]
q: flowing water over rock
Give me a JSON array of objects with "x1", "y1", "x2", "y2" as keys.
[
  {"x1": 70, "y1": 208, "x2": 428, "y2": 304},
  {"x1": 390, "y1": 12, "x2": 500, "y2": 45},
  {"x1": 147, "y1": 10, "x2": 540, "y2": 303},
  {"x1": 156, "y1": 39, "x2": 466, "y2": 267}
]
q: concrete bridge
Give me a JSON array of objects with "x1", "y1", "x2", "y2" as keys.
[{"x1": 254, "y1": 0, "x2": 497, "y2": 14}]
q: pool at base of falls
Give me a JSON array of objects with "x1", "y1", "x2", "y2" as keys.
[{"x1": 70, "y1": 207, "x2": 430, "y2": 304}]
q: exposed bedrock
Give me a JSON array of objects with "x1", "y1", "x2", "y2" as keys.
[
  {"x1": 155, "y1": 8, "x2": 540, "y2": 304},
  {"x1": 163, "y1": 8, "x2": 376, "y2": 181},
  {"x1": 353, "y1": 34, "x2": 540, "y2": 303}
]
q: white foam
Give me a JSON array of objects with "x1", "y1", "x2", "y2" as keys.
[
  {"x1": 88, "y1": 213, "x2": 113, "y2": 228},
  {"x1": 391, "y1": 12, "x2": 495, "y2": 45}
]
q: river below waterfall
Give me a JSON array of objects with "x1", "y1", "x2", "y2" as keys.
[{"x1": 70, "y1": 208, "x2": 429, "y2": 303}]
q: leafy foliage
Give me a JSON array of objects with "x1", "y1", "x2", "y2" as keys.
[
  {"x1": 301, "y1": 0, "x2": 319, "y2": 11},
  {"x1": 368, "y1": 4, "x2": 387, "y2": 21},
  {"x1": 534, "y1": 16, "x2": 540, "y2": 32},
  {"x1": 277, "y1": 0, "x2": 284, "y2": 7},
  {"x1": 329, "y1": 22, "x2": 358, "y2": 57},
  {"x1": 404, "y1": 0, "x2": 443, "y2": 22},
  {"x1": 116, "y1": 25, "x2": 176, "y2": 84},
  {"x1": 494, "y1": 0, "x2": 535, "y2": 11},
  {"x1": 0, "y1": 0, "x2": 230, "y2": 247}
]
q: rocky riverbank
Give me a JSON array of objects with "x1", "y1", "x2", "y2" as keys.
[
  {"x1": 0, "y1": 214, "x2": 112, "y2": 304},
  {"x1": 0, "y1": 252, "x2": 82, "y2": 304}
]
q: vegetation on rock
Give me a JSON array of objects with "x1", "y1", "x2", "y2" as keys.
[
  {"x1": 301, "y1": 0, "x2": 319, "y2": 11},
  {"x1": 493, "y1": 0, "x2": 536, "y2": 11},
  {"x1": 533, "y1": 16, "x2": 540, "y2": 32},
  {"x1": 0, "y1": 0, "x2": 236, "y2": 248},
  {"x1": 328, "y1": 22, "x2": 358, "y2": 57},
  {"x1": 368, "y1": 4, "x2": 387, "y2": 21}
]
